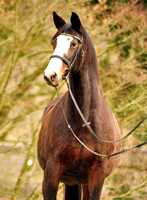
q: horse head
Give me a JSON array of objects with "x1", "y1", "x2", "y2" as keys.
[{"x1": 44, "y1": 12, "x2": 84, "y2": 87}]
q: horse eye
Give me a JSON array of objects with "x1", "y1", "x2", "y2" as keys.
[{"x1": 70, "y1": 42, "x2": 77, "y2": 48}]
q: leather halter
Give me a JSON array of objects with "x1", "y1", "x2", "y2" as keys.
[{"x1": 50, "y1": 33, "x2": 84, "y2": 77}]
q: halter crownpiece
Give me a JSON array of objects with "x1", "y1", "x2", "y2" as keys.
[{"x1": 50, "y1": 33, "x2": 84, "y2": 77}]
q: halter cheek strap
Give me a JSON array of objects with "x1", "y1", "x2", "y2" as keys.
[{"x1": 50, "y1": 33, "x2": 84, "y2": 77}]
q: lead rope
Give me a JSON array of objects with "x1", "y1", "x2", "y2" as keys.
[
  {"x1": 64, "y1": 77, "x2": 147, "y2": 144},
  {"x1": 56, "y1": 86, "x2": 147, "y2": 157}
]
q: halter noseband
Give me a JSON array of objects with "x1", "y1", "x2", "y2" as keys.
[{"x1": 50, "y1": 33, "x2": 84, "y2": 77}]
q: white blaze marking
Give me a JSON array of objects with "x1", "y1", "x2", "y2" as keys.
[{"x1": 44, "y1": 35, "x2": 73, "y2": 79}]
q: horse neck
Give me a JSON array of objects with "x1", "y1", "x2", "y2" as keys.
[{"x1": 69, "y1": 40, "x2": 100, "y2": 121}]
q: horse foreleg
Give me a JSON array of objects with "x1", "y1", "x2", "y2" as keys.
[
  {"x1": 83, "y1": 185, "x2": 90, "y2": 200},
  {"x1": 42, "y1": 159, "x2": 64, "y2": 200},
  {"x1": 88, "y1": 167, "x2": 105, "y2": 200}
]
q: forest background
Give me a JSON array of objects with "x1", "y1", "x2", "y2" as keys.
[{"x1": 0, "y1": 0, "x2": 147, "y2": 199}]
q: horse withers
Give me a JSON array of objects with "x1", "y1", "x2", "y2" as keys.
[{"x1": 37, "y1": 12, "x2": 121, "y2": 200}]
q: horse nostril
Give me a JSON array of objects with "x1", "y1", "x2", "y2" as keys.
[
  {"x1": 44, "y1": 72, "x2": 58, "y2": 84},
  {"x1": 44, "y1": 75, "x2": 49, "y2": 82},
  {"x1": 50, "y1": 72, "x2": 58, "y2": 82}
]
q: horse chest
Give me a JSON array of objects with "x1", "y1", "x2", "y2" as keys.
[
  {"x1": 56, "y1": 140, "x2": 102, "y2": 185},
  {"x1": 59, "y1": 146, "x2": 97, "y2": 185},
  {"x1": 60, "y1": 159, "x2": 89, "y2": 185}
]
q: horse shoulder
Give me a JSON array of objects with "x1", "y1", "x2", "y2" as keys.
[
  {"x1": 38, "y1": 94, "x2": 64, "y2": 169},
  {"x1": 42, "y1": 94, "x2": 64, "y2": 122}
]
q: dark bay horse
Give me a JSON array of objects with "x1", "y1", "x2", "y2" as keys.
[{"x1": 38, "y1": 12, "x2": 121, "y2": 200}]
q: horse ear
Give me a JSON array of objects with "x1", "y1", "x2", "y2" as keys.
[
  {"x1": 53, "y1": 12, "x2": 66, "y2": 29},
  {"x1": 70, "y1": 12, "x2": 83, "y2": 33}
]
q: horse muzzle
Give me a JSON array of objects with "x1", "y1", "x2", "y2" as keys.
[
  {"x1": 44, "y1": 56, "x2": 66, "y2": 87},
  {"x1": 44, "y1": 71, "x2": 62, "y2": 87}
]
